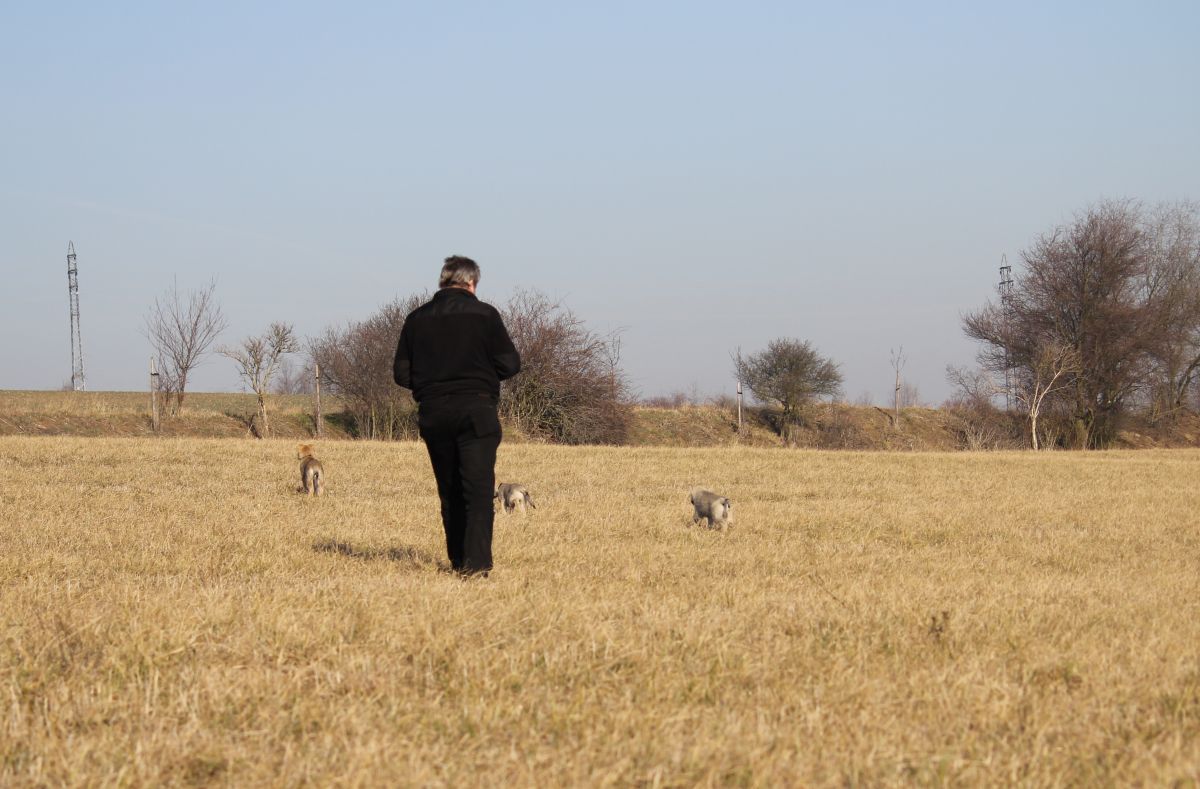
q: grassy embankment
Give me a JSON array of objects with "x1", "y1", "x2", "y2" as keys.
[
  {"x1": 5, "y1": 388, "x2": 1200, "y2": 450},
  {"x1": 0, "y1": 390, "x2": 342, "y2": 440},
  {"x1": 0, "y1": 390, "x2": 966, "y2": 449}
]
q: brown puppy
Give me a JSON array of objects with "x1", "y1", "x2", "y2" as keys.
[{"x1": 297, "y1": 443, "x2": 325, "y2": 496}]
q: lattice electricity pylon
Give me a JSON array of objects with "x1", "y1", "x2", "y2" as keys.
[
  {"x1": 998, "y1": 255, "x2": 1014, "y2": 305},
  {"x1": 998, "y1": 255, "x2": 1014, "y2": 410},
  {"x1": 67, "y1": 241, "x2": 86, "y2": 391}
]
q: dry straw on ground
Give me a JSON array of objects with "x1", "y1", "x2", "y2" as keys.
[{"x1": 1, "y1": 436, "x2": 1199, "y2": 785}]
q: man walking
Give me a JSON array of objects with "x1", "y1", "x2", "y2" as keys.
[{"x1": 393, "y1": 256, "x2": 520, "y2": 576}]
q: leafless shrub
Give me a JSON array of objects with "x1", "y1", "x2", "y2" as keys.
[
  {"x1": 944, "y1": 365, "x2": 1020, "y2": 450},
  {"x1": 642, "y1": 392, "x2": 693, "y2": 408},
  {"x1": 310, "y1": 295, "x2": 426, "y2": 440},
  {"x1": 812, "y1": 404, "x2": 865, "y2": 449},
  {"x1": 143, "y1": 279, "x2": 227, "y2": 414},
  {"x1": 500, "y1": 289, "x2": 632, "y2": 444},
  {"x1": 708, "y1": 393, "x2": 737, "y2": 410}
]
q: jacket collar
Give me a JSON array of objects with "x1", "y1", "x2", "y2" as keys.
[{"x1": 433, "y1": 287, "x2": 477, "y2": 301}]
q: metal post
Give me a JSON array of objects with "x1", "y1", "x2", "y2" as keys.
[
  {"x1": 150, "y1": 357, "x2": 161, "y2": 432},
  {"x1": 314, "y1": 362, "x2": 323, "y2": 438},
  {"x1": 67, "y1": 242, "x2": 86, "y2": 391}
]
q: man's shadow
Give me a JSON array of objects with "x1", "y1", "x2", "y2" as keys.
[{"x1": 312, "y1": 539, "x2": 438, "y2": 569}]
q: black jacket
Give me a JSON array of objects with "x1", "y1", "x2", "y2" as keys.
[{"x1": 393, "y1": 287, "x2": 521, "y2": 403}]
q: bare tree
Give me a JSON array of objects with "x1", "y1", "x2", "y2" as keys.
[
  {"x1": 890, "y1": 346, "x2": 906, "y2": 424},
  {"x1": 1142, "y1": 201, "x2": 1200, "y2": 417},
  {"x1": 963, "y1": 200, "x2": 1155, "y2": 448},
  {"x1": 1012, "y1": 343, "x2": 1080, "y2": 450},
  {"x1": 733, "y1": 338, "x2": 842, "y2": 443},
  {"x1": 143, "y1": 279, "x2": 227, "y2": 413},
  {"x1": 219, "y1": 323, "x2": 298, "y2": 437}
]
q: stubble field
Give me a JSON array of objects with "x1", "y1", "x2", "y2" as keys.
[{"x1": 1, "y1": 435, "x2": 1199, "y2": 786}]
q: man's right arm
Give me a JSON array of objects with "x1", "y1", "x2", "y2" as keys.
[{"x1": 393, "y1": 322, "x2": 413, "y2": 389}]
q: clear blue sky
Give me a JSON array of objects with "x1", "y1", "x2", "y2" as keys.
[{"x1": 2, "y1": 1, "x2": 1197, "y2": 403}]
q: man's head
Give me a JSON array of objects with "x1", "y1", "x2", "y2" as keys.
[{"x1": 439, "y1": 256, "x2": 480, "y2": 293}]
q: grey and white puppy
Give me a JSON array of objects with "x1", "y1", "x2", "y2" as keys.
[
  {"x1": 689, "y1": 488, "x2": 733, "y2": 529},
  {"x1": 495, "y1": 482, "x2": 537, "y2": 515}
]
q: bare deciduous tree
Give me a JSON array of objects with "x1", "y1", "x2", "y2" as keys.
[
  {"x1": 143, "y1": 279, "x2": 227, "y2": 414},
  {"x1": 964, "y1": 200, "x2": 1155, "y2": 448},
  {"x1": 1013, "y1": 343, "x2": 1080, "y2": 450},
  {"x1": 889, "y1": 345, "x2": 906, "y2": 426},
  {"x1": 1142, "y1": 201, "x2": 1200, "y2": 416},
  {"x1": 733, "y1": 338, "x2": 842, "y2": 443},
  {"x1": 220, "y1": 323, "x2": 298, "y2": 437}
]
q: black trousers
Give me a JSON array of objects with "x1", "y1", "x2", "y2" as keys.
[{"x1": 418, "y1": 396, "x2": 502, "y2": 573}]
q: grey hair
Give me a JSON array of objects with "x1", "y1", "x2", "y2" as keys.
[{"x1": 439, "y1": 256, "x2": 480, "y2": 289}]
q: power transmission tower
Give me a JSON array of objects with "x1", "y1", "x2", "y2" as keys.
[
  {"x1": 998, "y1": 255, "x2": 1014, "y2": 410},
  {"x1": 67, "y1": 241, "x2": 86, "y2": 391}
]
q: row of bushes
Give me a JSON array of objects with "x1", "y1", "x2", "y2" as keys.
[{"x1": 309, "y1": 289, "x2": 632, "y2": 445}]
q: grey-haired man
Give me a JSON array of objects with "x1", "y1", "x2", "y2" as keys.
[{"x1": 393, "y1": 256, "x2": 520, "y2": 576}]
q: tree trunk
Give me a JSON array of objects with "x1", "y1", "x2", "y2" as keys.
[
  {"x1": 894, "y1": 368, "x2": 901, "y2": 423},
  {"x1": 257, "y1": 390, "x2": 269, "y2": 438},
  {"x1": 1072, "y1": 416, "x2": 1090, "y2": 449}
]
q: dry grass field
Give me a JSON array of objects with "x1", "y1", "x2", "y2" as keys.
[{"x1": 2, "y1": 435, "x2": 1200, "y2": 786}]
